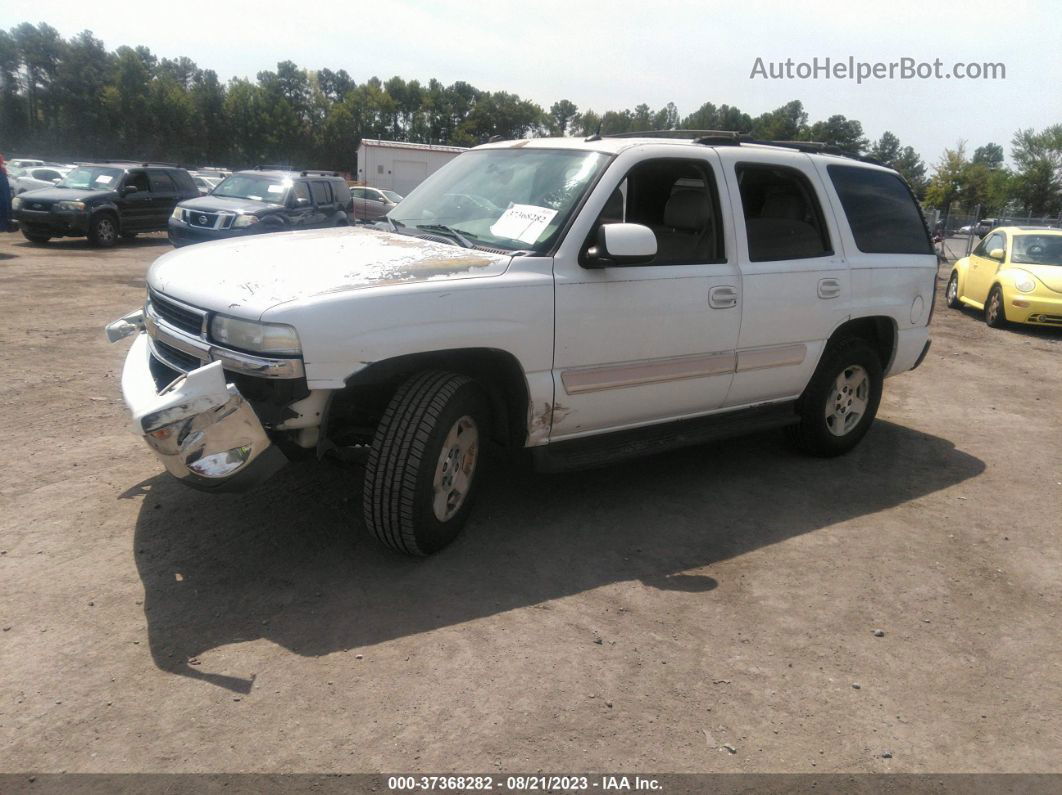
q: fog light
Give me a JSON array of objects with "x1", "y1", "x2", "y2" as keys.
[{"x1": 187, "y1": 446, "x2": 252, "y2": 478}]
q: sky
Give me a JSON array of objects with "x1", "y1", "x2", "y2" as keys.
[{"x1": 3, "y1": 0, "x2": 1061, "y2": 165}]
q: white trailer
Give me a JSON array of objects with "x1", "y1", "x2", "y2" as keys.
[{"x1": 355, "y1": 139, "x2": 467, "y2": 196}]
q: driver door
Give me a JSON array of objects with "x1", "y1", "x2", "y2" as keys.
[{"x1": 117, "y1": 170, "x2": 152, "y2": 230}]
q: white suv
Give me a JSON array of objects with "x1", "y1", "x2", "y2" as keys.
[{"x1": 107, "y1": 133, "x2": 936, "y2": 555}]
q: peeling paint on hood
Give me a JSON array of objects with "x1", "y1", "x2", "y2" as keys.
[{"x1": 147, "y1": 226, "x2": 512, "y2": 318}]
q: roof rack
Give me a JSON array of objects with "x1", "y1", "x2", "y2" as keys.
[
  {"x1": 595, "y1": 130, "x2": 883, "y2": 164},
  {"x1": 255, "y1": 164, "x2": 298, "y2": 171},
  {"x1": 300, "y1": 170, "x2": 340, "y2": 177}
]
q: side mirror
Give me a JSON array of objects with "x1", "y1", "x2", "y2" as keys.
[
  {"x1": 122, "y1": 185, "x2": 138, "y2": 196},
  {"x1": 584, "y1": 223, "x2": 657, "y2": 268},
  {"x1": 989, "y1": 248, "x2": 1005, "y2": 261}
]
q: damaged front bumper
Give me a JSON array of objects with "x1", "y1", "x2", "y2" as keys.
[{"x1": 109, "y1": 316, "x2": 286, "y2": 492}]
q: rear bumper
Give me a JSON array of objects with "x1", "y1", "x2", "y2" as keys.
[
  {"x1": 116, "y1": 331, "x2": 286, "y2": 492},
  {"x1": 888, "y1": 326, "x2": 931, "y2": 375}
]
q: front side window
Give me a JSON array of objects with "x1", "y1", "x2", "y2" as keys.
[
  {"x1": 58, "y1": 166, "x2": 124, "y2": 190},
  {"x1": 1012, "y1": 234, "x2": 1062, "y2": 266},
  {"x1": 213, "y1": 174, "x2": 289, "y2": 203},
  {"x1": 588, "y1": 158, "x2": 725, "y2": 266},
  {"x1": 350, "y1": 187, "x2": 365, "y2": 199},
  {"x1": 293, "y1": 182, "x2": 311, "y2": 204},
  {"x1": 977, "y1": 233, "x2": 1005, "y2": 259},
  {"x1": 827, "y1": 165, "x2": 932, "y2": 255},
  {"x1": 390, "y1": 148, "x2": 610, "y2": 253},
  {"x1": 737, "y1": 164, "x2": 831, "y2": 262}
]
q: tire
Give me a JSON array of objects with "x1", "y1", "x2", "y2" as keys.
[
  {"x1": 945, "y1": 271, "x2": 962, "y2": 309},
  {"x1": 788, "y1": 337, "x2": 884, "y2": 457},
  {"x1": 88, "y1": 213, "x2": 118, "y2": 247},
  {"x1": 984, "y1": 285, "x2": 1008, "y2": 328},
  {"x1": 21, "y1": 229, "x2": 51, "y2": 244},
  {"x1": 363, "y1": 371, "x2": 489, "y2": 555}
]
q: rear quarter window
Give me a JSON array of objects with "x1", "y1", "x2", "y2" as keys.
[{"x1": 827, "y1": 165, "x2": 932, "y2": 255}]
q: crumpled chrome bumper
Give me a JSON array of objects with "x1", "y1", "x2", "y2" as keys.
[{"x1": 109, "y1": 322, "x2": 286, "y2": 492}]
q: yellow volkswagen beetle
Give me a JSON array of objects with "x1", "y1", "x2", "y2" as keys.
[{"x1": 946, "y1": 227, "x2": 1062, "y2": 328}]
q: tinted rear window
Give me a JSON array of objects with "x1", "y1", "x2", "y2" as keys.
[
  {"x1": 310, "y1": 181, "x2": 332, "y2": 204},
  {"x1": 828, "y1": 165, "x2": 932, "y2": 255}
]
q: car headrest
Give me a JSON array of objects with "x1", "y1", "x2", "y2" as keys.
[{"x1": 664, "y1": 190, "x2": 709, "y2": 231}]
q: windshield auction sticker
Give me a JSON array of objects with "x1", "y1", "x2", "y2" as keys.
[{"x1": 490, "y1": 203, "x2": 558, "y2": 244}]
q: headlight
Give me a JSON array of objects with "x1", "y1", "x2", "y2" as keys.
[
  {"x1": 56, "y1": 200, "x2": 86, "y2": 211},
  {"x1": 232, "y1": 214, "x2": 260, "y2": 228},
  {"x1": 210, "y1": 315, "x2": 301, "y2": 355},
  {"x1": 1013, "y1": 273, "x2": 1036, "y2": 293},
  {"x1": 11, "y1": 197, "x2": 21, "y2": 210},
  {"x1": 171, "y1": 206, "x2": 184, "y2": 221}
]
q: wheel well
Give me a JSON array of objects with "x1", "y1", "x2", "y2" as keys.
[
  {"x1": 332, "y1": 348, "x2": 530, "y2": 448},
  {"x1": 829, "y1": 316, "x2": 897, "y2": 371},
  {"x1": 93, "y1": 208, "x2": 119, "y2": 228}
]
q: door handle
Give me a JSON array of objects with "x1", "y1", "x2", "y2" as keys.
[
  {"x1": 817, "y1": 278, "x2": 841, "y2": 299},
  {"x1": 708, "y1": 285, "x2": 738, "y2": 309}
]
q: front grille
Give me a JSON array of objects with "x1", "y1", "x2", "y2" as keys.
[
  {"x1": 188, "y1": 211, "x2": 218, "y2": 228},
  {"x1": 151, "y1": 291, "x2": 204, "y2": 336},
  {"x1": 154, "y1": 340, "x2": 203, "y2": 372}
]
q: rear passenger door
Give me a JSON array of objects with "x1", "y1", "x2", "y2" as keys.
[
  {"x1": 146, "y1": 169, "x2": 179, "y2": 229},
  {"x1": 310, "y1": 180, "x2": 336, "y2": 227},
  {"x1": 719, "y1": 150, "x2": 850, "y2": 407}
]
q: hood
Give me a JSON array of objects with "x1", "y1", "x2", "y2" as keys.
[
  {"x1": 148, "y1": 226, "x2": 512, "y2": 317},
  {"x1": 17, "y1": 186, "x2": 113, "y2": 203},
  {"x1": 1015, "y1": 265, "x2": 1062, "y2": 294},
  {"x1": 178, "y1": 195, "x2": 282, "y2": 214}
]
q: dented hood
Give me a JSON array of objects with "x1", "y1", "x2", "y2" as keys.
[{"x1": 147, "y1": 226, "x2": 511, "y2": 318}]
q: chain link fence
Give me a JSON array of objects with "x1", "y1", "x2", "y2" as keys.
[{"x1": 925, "y1": 204, "x2": 1062, "y2": 261}]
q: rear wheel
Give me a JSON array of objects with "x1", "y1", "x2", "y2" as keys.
[
  {"x1": 788, "y1": 338, "x2": 883, "y2": 457},
  {"x1": 984, "y1": 285, "x2": 1008, "y2": 328},
  {"x1": 21, "y1": 229, "x2": 51, "y2": 244},
  {"x1": 88, "y1": 214, "x2": 117, "y2": 247},
  {"x1": 945, "y1": 271, "x2": 962, "y2": 308},
  {"x1": 363, "y1": 371, "x2": 489, "y2": 555}
]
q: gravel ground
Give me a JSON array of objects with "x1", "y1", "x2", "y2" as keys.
[{"x1": 0, "y1": 230, "x2": 1059, "y2": 774}]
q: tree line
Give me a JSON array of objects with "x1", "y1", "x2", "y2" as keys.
[{"x1": 1, "y1": 22, "x2": 1058, "y2": 215}]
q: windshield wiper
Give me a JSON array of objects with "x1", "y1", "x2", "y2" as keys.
[{"x1": 414, "y1": 223, "x2": 474, "y2": 249}]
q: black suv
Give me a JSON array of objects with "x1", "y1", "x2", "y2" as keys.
[
  {"x1": 12, "y1": 162, "x2": 198, "y2": 247},
  {"x1": 168, "y1": 168, "x2": 353, "y2": 246}
]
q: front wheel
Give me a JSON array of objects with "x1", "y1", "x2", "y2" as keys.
[
  {"x1": 88, "y1": 214, "x2": 117, "y2": 247},
  {"x1": 945, "y1": 271, "x2": 962, "y2": 308},
  {"x1": 363, "y1": 371, "x2": 489, "y2": 555},
  {"x1": 21, "y1": 229, "x2": 51, "y2": 244},
  {"x1": 984, "y1": 285, "x2": 1008, "y2": 328},
  {"x1": 788, "y1": 338, "x2": 884, "y2": 457}
]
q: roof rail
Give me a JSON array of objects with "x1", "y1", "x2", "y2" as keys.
[
  {"x1": 597, "y1": 130, "x2": 884, "y2": 165},
  {"x1": 255, "y1": 164, "x2": 298, "y2": 171},
  {"x1": 300, "y1": 170, "x2": 341, "y2": 177}
]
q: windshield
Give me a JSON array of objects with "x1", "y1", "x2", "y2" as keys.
[
  {"x1": 389, "y1": 148, "x2": 610, "y2": 252},
  {"x1": 212, "y1": 174, "x2": 289, "y2": 202},
  {"x1": 382, "y1": 190, "x2": 403, "y2": 203},
  {"x1": 1012, "y1": 234, "x2": 1062, "y2": 266},
  {"x1": 59, "y1": 166, "x2": 124, "y2": 190}
]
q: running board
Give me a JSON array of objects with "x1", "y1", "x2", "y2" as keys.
[{"x1": 533, "y1": 401, "x2": 799, "y2": 473}]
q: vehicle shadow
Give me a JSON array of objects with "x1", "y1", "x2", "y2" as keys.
[
  {"x1": 131, "y1": 421, "x2": 985, "y2": 692},
  {"x1": 951, "y1": 304, "x2": 1062, "y2": 339}
]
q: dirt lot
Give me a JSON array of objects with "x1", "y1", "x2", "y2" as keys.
[{"x1": 0, "y1": 230, "x2": 1059, "y2": 775}]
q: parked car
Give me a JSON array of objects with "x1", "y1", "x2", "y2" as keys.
[
  {"x1": 168, "y1": 168, "x2": 353, "y2": 246},
  {"x1": 974, "y1": 218, "x2": 998, "y2": 238},
  {"x1": 107, "y1": 135, "x2": 935, "y2": 555},
  {"x1": 12, "y1": 162, "x2": 198, "y2": 246},
  {"x1": 190, "y1": 173, "x2": 222, "y2": 195},
  {"x1": 7, "y1": 158, "x2": 45, "y2": 169},
  {"x1": 10, "y1": 164, "x2": 72, "y2": 194},
  {"x1": 350, "y1": 185, "x2": 403, "y2": 221},
  {"x1": 946, "y1": 226, "x2": 1062, "y2": 328}
]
